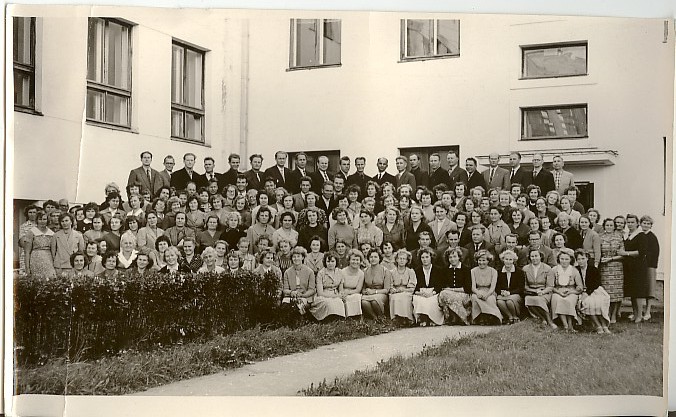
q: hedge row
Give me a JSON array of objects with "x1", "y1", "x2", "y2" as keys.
[{"x1": 14, "y1": 270, "x2": 281, "y2": 365}]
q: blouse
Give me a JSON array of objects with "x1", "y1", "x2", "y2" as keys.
[
  {"x1": 390, "y1": 267, "x2": 417, "y2": 291},
  {"x1": 363, "y1": 264, "x2": 392, "y2": 292},
  {"x1": 328, "y1": 223, "x2": 357, "y2": 250},
  {"x1": 282, "y1": 265, "x2": 316, "y2": 298},
  {"x1": 304, "y1": 252, "x2": 325, "y2": 273}
]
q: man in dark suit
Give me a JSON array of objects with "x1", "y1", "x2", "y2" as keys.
[
  {"x1": 509, "y1": 151, "x2": 532, "y2": 188},
  {"x1": 220, "y1": 153, "x2": 242, "y2": 188},
  {"x1": 482, "y1": 152, "x2": 510, "y2": 191},
  {"x1": 465, "y1": 157, "x2": 487, "y2": 194},
  {"x1": 531, "y1": 153, "x2": 555, "y2": 195},
  {"x1": 394, "y1": 156, "x2": 416, "y2": 189},
  {"x1": 291, "y1": 176, "x2": 313, "y2": 212},
  {"x1": 445, "y1": 229, "x2": 470, "y2": 265},
  {"x1": 197, "y1": 156, "x2": 223, "y2": 189},
  {"x1": 287, "y1": 152, "x2": 310, "y2": 194},
  {"x1": 428, "y1": 153, "x2": 448, "y2": 189},
  {"x1": 447, "y1": 150, "x2": 468, "y2": 191},
  {"x1": 463, "y1": 227, "x2": 496, "y2": 267},
  {"x1": 244, "y1": 153, "x2": 264, "y2": 191},
  {"x1": 373, "y1": 157, "x2": 397, "y2": 186},
  {"x1": 310, "y1": 155, "x2": 335, "y2": 194},
  {"x1": 408, "y1": 153, "x2": 429, "y2": 189},
  {"x1": 317, "y1": 181, "x2": 338, "y2": 216},
  {"x1": 171, "y1": 153, "x2": 200, "y2": 192},
  {"x1": 263, "y1": 151, "x2": 293, "y2": 190},
  {"x1": 335, "y1": 156, "x2": 351, "y2": 183},
  {"x1": 346, "y1": 156, "x2": 371, "y2": 194},
  {"x1": 127, "y1": 151, "x2": 165, "y2": 197},
  {"x1": 158, "y1": 155, "x2": 175, "y2": 189}
]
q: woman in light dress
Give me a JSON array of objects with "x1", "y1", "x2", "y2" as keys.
[
  {"x1": 310, "y1": 252, "x2": 346, "y2": 321},
  {"x1": 341, "y1": 249, "x2": 365, "y2": 318},
  {"x1": 361, "y1": 249, "x2": 392, "y2": 319},
  {"x1": 575, "y1": 249, "x2": 610, "y2": 334},
  {"x1": 380, "y1": 241, "x2": 397, "y2": 272},
  {"x1": 412, "y1": 248, "x2": 446, "y2": 326},
  {"x1": 549, "y1": 248, "x2": 583, "y2": 331},
  {"x1": 388, "y1": 249, "x2": 417, "y2": 323},
  {"x1": 523, "y1": 248, "x2": 556, "y2": 329},
  {"x1": 470, "y1": 249, "x2": 502, "y2": 325},
  {"x1": 438, "y1": 247, "x2": 472, "y2": 325}
]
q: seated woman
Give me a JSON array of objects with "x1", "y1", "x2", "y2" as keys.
[
  {"x1": 253, "y1": 248, "x2": 283, "y2": 303},
  {"x1": 438, "y1": 247, "x2": 472, "y2": 325},
  {"x1": 576, "y1": 249, "x2": 611, "y2": 334},
  {"x1": 341, "y1": 249, "x2": 365, "y2": 318},
  {"x1": 388, "y1": 249, "x2": 417, "y2": 323},
  {"x1": 549, "y1": 248, "x2": 584, "y2": 331},
  {"x1": 361, "y1": 249, "x2": 392, "y2": 319},
  {"x1": 159, "y1": 246, "x2": 191, "y2": 273},
  {"x1": 496, "y1": 249, "x2": 525, "y2": 324},
  {"x1": 310, "y1": 251, "x2": 346, "y2": 322},
  {"x1": 470, "y1": 249, "x2": 502, "y2": 325},
  {"x1": 522, "y1": 248, "x2": 555, "y2": 328},
  {"x1": 64, "y1": 251, "x2": 94, "y2": 279},
  {"x1": 116, "y1": 231, "x2": 139, "y2": 270},
  {"x1": 412, "y1": 248, "x2": 446, "y2": 327},
  {"x1": 275, "y1": 239, "x2": 293, "y2": 271},
  {"x1": 282, "y1": 246, "x2": 316, "y2": 315},
  {"x1": 198, "y1": 246, "x2": 225, "y2": 274}
]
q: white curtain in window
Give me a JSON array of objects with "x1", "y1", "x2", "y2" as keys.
[
  {"x1": 185, "y1": 49, "x2": 203, "y2": 108},
  {"x1": 171, "y1": 45, "x2": 184, "y2": 104},
  {"x1": 107, "y1": 22, "x2": 129, "y2": 89},
  {"x1": 87, "y1": 18, "x2": 105, "y2": 82}
]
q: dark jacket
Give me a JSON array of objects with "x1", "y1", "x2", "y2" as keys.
[
  {"x1": 577, "y1": 264, "x2": 602, "y2": 295},
  {"x1": 414, "y1": 264, "x2": 447, "y2": 293},
  {"x1": 496, "y1": 267, "x2": 526, "y2": 297}
]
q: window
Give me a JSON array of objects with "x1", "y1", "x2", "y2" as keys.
[
  {"x1": 521, "y1": 105, "x2": 588, "y2": 140},
  {"x1": 86, "y1": 18, "x2": 132, "y2": 128},
  {"x1": 171, "y1": 41, "x2": 205, "y2": 143},
  {"x1": 289, "y1": 19, "x2": 341, "y2": 69},
  {"x1": 14, "y1": 17, "x2": 36, "y2": 111},
  {"x1": 400, "y1": 19, "x2": 460, "y2": 61},
  {"x1": 521, "y1": 42, "x2": 587, "y2": 79},
  {"x1": 399, "y1": 146, "x2": 461, "y2": 173},
  {"x1": 288, "y1": 150, "x2": 341, "y2": 174}
]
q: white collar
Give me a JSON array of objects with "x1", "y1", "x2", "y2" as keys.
[{"x1": 31, "y1": 226, "x2": 54, "y2": 236}]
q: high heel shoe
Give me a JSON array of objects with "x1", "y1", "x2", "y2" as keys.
[
  {"x1": 634, "y1": 317, "x2": 643, "y2": 324},
  {"x1": 643, "y1": 313, "x2": 652, "y2": 322}
]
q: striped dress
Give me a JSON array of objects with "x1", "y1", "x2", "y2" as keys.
[{"x1": 599, "y1": 231, "x2": 624, "y2": 302}]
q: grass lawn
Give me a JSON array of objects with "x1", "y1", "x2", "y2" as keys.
[
  {"x1": 16, "y1": 318, "x2": 401, "y2": 395},
  {"x1": 302, "y1": 318, "x2": 664, "y2": 397}
]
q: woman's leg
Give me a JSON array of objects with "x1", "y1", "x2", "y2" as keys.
[
  {"x1": 609, "y1": 301, "x2": 621, "y2": 323},
  {"x1": 361, "y1": 300, "x2": 376, "y2": 320},
  {"x1": 371, "y1": 300, "x2": 385, "y2": 317},
  {"x1": 505, "y1": 300, "x2": 519, "y2": 321},
  {"x1": 497, "y1": 300, "x2": 510, "y2": 321},
  {"x1": 634, "y1": 298, "x2": 645, "y2": 322},
  {"x1": 589, "y1": 314, "x2": 602, "y2": 332}
]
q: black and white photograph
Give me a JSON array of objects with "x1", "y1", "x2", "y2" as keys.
[{"x1": 6, "y1": 2, "x2": 674, "y2": 416}]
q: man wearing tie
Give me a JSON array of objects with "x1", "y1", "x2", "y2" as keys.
[
  {"x1": 244, "y1": 154, "x2": 264, "y2": 191},
  {"x1": 335, "y1": 156, "x2": 351, "y2": 182},
  {"x1": 263, "y1": 151, "x2": 293, "y2": 189},
  {"x1": 310, "y1": 155, "x2": 335, "y2": 194},
  {"x1": 465, "y1": 157, "x2": 487, "y2": 194},
  {"x1": 531, "y1": 153, "x2": 555, "y2": 195},
  {"x1": 395, "y1": 156, "x2": 417, "y2": 189},
  {"x1": 171, "y1": 153, "x2": 200, "y2": 192},
  {"x1": 317, "y1": 181, "x2": 338, "y2": 216},
  {"x1": 197, "y1": 156, "x2": 222, "y2": 189},
  {"x1": 428, "y1": 153, "x2": 448, "y2": 189},
  {"x1": 158, "y1": 155, "x2": 175, "y2": 188},
  {"x1": 463, "y1": 227, "x2": 496, "y2": 267},
  {"x1": 408, "y1": 153, "x2": 429, "y2": 188},
  {"x1": 373, "y1": 157, "x2": 397, "y2": 186},
  {"x1": 288, "y1": 152, "x2": 310, "y2": 194},
  {"x1": 127, "y1": 151, "x2": 164, "y2": 198},
  {"x1": 508, "y1": 151, "x2": 532, "y2": 188},
  {"x1": 482, "y1": 152, "x2": 510, "y2": 191},
  {"x1": 346, "y1": 156, "x2": 372, "y2": 193},
  {"x1": 551, "y1": 154, "x2": 575, "y2": 196},
  {"x1": 446, "y1": 150, "x2": 468, "y2": 191},
  {"x1": 292, "y1": 176, "x2": 313, "y2": 212}
]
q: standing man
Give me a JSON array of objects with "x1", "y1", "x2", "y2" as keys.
[
  {"x1": 333, "y1": 176, "x2": 346, "y2": 196},
  {"x1": 221, "y1": 153, "x2": 242, "y2": 187},
  {"x1": 346, "y1": 157, "x2": 371, "y2": 193},
  {"x1": 171, "y1": 153, "x2": 200, "y2": 191},
  {"x1": 531, "y1": 153, "x2": 555, "y2": 195},
  {"x1": 551, "y1": 155, "x2": 575, "y2": 196},
  {"x1": 408, "y1": 153, "x2": 429, "y2": 188},
  {"x1": 288, "y1": 152, "x2": 309, "y2": 194},
  {"x1": 373, "y1": 157, "x2": 397, "y2": 186},
  {"x1": 317, "y1": 181, "x2": 338, "y2": 216},
  {"x1": 447, "y1": 150, "x2": 468, "y2": 191},
  {"x1": 263, "y1": 151, "x2": 292, "y2": 189},
  {"x1": 394, "y1": 156, "x2": 416, "y2": 189},
  {"x1": 159, "y1": 155, "x2": 175, "y2": 188},
  {"x1": 509, "y1": 151, "x2": 532, "y2": 188},
  {"x1": 127, "y1": 151, "x2": 164, "y2": 197},
  {"x1": 292, "y1": 176, "x2": 313, "y2": 212},
  {"x1": 244, "y1": 154, "x2": 264, "y2": 191},
  {"x1": 482, "y1": 152, "x2": 510, "y2": 191},
  {"x1": 310, "y1": 155, "x2": 334, "y2": 194},
  {"x1": 465, "y1": 157, "x2": 487, "y2": 193},
  {"x1": 198, "y1": 156, "x2": 222, "y2": 189},
  {"x1": 428, "y1": 153, "x2": 448, "y2": 189},
  {"x1": 335, "y1": 156, "x2": 352, "y2": 182}
]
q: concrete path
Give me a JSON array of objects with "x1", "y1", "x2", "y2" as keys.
[{"x1": 134, "y1": 325, "x2": 495, "y2": 396}]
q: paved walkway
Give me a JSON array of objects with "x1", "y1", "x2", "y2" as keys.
[{"x1": 134, "y1": 325, "x2": 496, "y2": 396}]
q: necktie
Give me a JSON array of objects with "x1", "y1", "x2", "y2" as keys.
[
  {"x1": 511, "y1": 169, "x2": 516, "y2": 179},
  {"x1": 555, "y1": 172, "x2": 560, "y2": 189},
  {"x1": 489, "y1": 169, "x2": 495, "y2": 184},
  {"x1": 475, "y1": 244, "x2": 479, "y2": 251},
  {"x1": 146, "y1": 169, "x2": 152, "y2": 192},
  {"x1": 322, "y1": 171, "x2": 328, "y2": 182},
  {"x1": 256, "y1": 172, "x2": 260, "y2": 183}
]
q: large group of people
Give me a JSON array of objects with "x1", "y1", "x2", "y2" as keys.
[{"x1": 18, "y1": 149, "x2": 661, "y2": 331}]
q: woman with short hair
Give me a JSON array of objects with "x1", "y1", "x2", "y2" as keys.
[
  {"x1": 623, "y1": 213, "x2": 650, "y2": 323},
  {"x1": 523, "y1": 248, "x2": 555, "y2": 328},
  {"x1": 438, "y1": 247, "x2": 472, "y2": 325},
  {"x1": 196, "y1": 215, "x2": 222, "y2": 254},
  {"x1": 341, "y1": 249, "x2": 365, "y2": 318},
  {"x1": 310, "y1": 251, "x2": 346, "y2": 321},
  {"x1": 246, "y1": 206, "x2": 276, "y2": 254},
  {"x1": 496, "y1": 249, "x2": 525, "y2": 324},
  {"x1": 579, "y1": 215, "x2": 601, "y2": 268},
  {"x1": 185, "y1": 195, "x2": 206, "y2": 231},
  {"x1": 272, "y1": 211, "x2": 299, "y2": 249},
  {"x1": 159, "y1": 246, "x2": 189, "y2": 273},
  {"x1": 24, "y1": 210, "x2": 56, "y2": 278},
  {"x1": 282, "y1": 246, "x2": 316, "y2": 315},
  {"x1": 51, "y1": 213, "x2": 86, "y2": 273},
  {"x1": 640, "y1": 215, "x2": 660, "y2": 320},
  {"x1": 576, "y1": 249, "x2": 610, "y2": 334},
  {"x1": 198, "y1": 247, "x2": 225, "y2": 274},
  {"x1": 412, "y1": 248, "x2": 446, "y2": 326},
  {"x1": 136, "y1": 210, "x2": 164, "y2": 256},
  {"x1": 117, "y1": 231, "x2": 139, "y2": 270},
  {"x1": 599, "y1": 217, "x2": 625, "y2": 324},
  {"x1": 361, "y1": 249, "x2": 391, "y2": 319},
  {"x1": 470, "y1": 249, "x2": 502, "y2": 325},
  {"x1": 548, "y1": 248, "x2": 583, "y2": 331},
  {"x1": 388, "y1": 249, "x2": 417, "y2": 323},
  {"x1": 253, "y1": 248, "x2": 283, "y2": 302}
]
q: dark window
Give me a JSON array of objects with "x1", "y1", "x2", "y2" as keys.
[
  {"x1": 522, "y1": 42, "x2": 587, "y2": 79},
  {"x1": 399, "y1": 145, "x2": 461, "y2": 173},
  {"x1": 288, "y1": 150, "x2": 341, "y2": 175},
  {"x1": 521, "y1": 104, "x2": 588, "y2": 140},
  {"x1": 171, "y1": 41, "x2": 205, "y2": 143},
  {"x1": 289, "y1": 19, "x2": 341, "y2": 69},
  {"x1": 14, "y1": 17, "x2": 36, "y2": 111},
  {"x1": 400, "y1": 19, "x2": 460, "y2": 61}
]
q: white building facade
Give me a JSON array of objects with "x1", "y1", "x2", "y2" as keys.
[{"x1": 10, "y1": 6, "x2": 674, "y2": 277}]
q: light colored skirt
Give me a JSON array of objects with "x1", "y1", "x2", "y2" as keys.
[
  {"x1": 438, "y1": 290, "x2": 471, "y2": 325},
  {"x1": 344, "y1": 293, "x2": 363, "y2": 317},
  {"x1": 551, "y1": 292, "x2": 581, "y2": 323},
  {"x1": 310, "y1": 296, "x2": 346, "y2": 320},
  {"x1": 413, "y1": 294, "x2": 445, "y2": 325},
  {"x1": 471, "y1": 293, "x2": 503, "y2": 321},
  {"x1": 362, "y1": 293, "x2": 388, "y2": 312},
  {"x1": 525, "y1": 293, "x2": 551, "y2": 315},
  {"x1": 579, "y1": 287, "x2": 610, "y2": 323},
  {"x1": 389, "y1": 292, "x2": 414, "y2": 321},
  {"x1": 497, "y1": 294, "x2": 523, "y2": 316}
]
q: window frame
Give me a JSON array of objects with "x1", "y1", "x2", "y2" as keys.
[
  {"x1": 288, "y1": 18, "x2": 342, "y2": 71},
  {"x1": 86, "y1": 17, "x2": 133, "y2": 130},
  {"x1": 520, "y1": 104, "x2": 589, "y2": 141},
  {"x1": 399, "y1": 19, "x2": 461, "y2": 62},
  {"x1": 13, "y1": 17, "x2": 37, "y2": 113},
  {"x1": 170, "y1": 39, "x2": 206, "y2": 144},
  {"x1": 520, "y1": 41, "x2": 588, "y2": 80}
]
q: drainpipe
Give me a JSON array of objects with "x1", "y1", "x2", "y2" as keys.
[{"x1": 239, "y1": 19, "x2": 250, "y2": 168}]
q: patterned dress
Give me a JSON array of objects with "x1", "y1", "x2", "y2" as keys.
[
  {"x1": 18, "y1": 220, "x2": 36, "y2": 274},
  {"x1": 26, "y1": 227, "x2": 56, "y2": 278},
  {"x1": 599, "y1": 231, "x2": 624, "y2": 302}
]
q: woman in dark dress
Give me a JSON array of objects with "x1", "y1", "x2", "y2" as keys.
[
  {"x1": 622, "y1": 214, "x2": 649, "y2": 323},
  {"x1": 640, "y1": 215, "x2": 660, "y2": 320},
  {"x1": 496, "y1": 249, "x2": 525, "y2": 324}
]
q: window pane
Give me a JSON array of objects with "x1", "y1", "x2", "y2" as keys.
[
  {"x1": 323, "y1": 19, "x2": 341, "y2": 65},
  {"x1": 14, "y1": 70, "x2": 33, "y2": 107},
  {"x1": 523, "y1": 44, "x2": 587, "y2": 78},
  {"x1": 185, "y1": 49, "x2": 203, "y2": 108},
  {"x1": 107, "y1": 21, "x2": 130, "y2": 89},
  {"x1": 406, "y1": 20, "x2": 433, "y2": 57},
  {"x1": 86, "y1": 89, "x2": 104, "y2": 121},
  {"x1": 296, "y1": 19, "x2": 319, "y2": 67},
  {"x1": 87, "y1": 18, "x2": 105, "y2": 83},
  {"x1": 171, "y1": 109, "x2": 184, "y2": 138},
  {"x1": 523, "y1": 106, "x2": 587, "y2": 139},
  {"x1": 104, "y1": 93, "x2": 129, "y2": 126},
  {"x1": 185, "y1": 113, "x2": 203, "y2": 141},
  {"x1": 13, "y1": 17, "x2": 33, "y2": 65},
  {"x1": 436, "y1": 20, "x2": 459, "y2": 55},
  {"x1": 171, "y1": 44, "x2": 184, "y2": 104}
]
